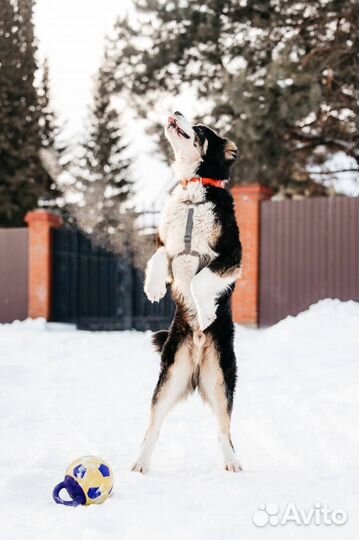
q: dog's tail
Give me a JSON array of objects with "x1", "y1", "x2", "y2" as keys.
[{"x1": 152, "y1": 330, "x2": 169, "y2": 353}]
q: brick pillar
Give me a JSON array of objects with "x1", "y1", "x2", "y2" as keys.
[
  {"x1": 25, "y1": 210, "x2": 63, "y2": 320},
  {"x1": 231, "y1": 184, "x2": 272, "y2": 326}
]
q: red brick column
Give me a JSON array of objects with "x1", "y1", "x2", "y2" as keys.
[
  {"x1": 25, "y1": 210, "x2": 63, "y2": 320},
  {"x1": 231, "y1": 184, "x2": 272, "y2": 326}
]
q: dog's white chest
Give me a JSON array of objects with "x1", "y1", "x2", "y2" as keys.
[
  {"x1": 159, "y1": 186, "x2": 218, "y2": 262},
  {"x1": 158, "y1": 184, "x2": 219, "y2": 309}
]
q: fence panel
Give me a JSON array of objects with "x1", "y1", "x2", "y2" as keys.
[
  {"x1": 51, "y1": 227, "x2": 173, "y2": 330},
  {"x1": 260, "y1": 197, "x2": 359, "y2": 326},
  {"x1": 131, "y1": 266, "x2": 174, "y2": 331},
  {"x1": 0, "y1": 229, "x2": 28, "y2": 323}
]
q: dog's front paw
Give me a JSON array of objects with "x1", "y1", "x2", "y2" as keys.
[
  {"x1": 131, "y1": 461, "x2": 149, "y2": 474},
  {"x1": 197, "y1": 302, "x2": 217, "y2": 331},
  {"x1": 144, "y1": 276, "x2": 167, "y2": 303},
  {"x1": 191, "y1": 270, "x2": 218, "y2": 330},
  {"x1": 144, "y1": 248, "x2": 168, "y2": 303},
  {"x1": 225, "y1": 460, "x2": 242, "y2": 473}
]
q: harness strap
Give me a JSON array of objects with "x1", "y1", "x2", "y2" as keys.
[
  {"x1": 178, "y1": 201, "x2": 206, "y2": 257},
  {"x1": 183, "y1": 207, "x2": 194, "y2": 252}
]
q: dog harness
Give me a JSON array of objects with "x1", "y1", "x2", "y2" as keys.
[{"x1": 178, "y1": 177, "x2": 227, "y2": 257}]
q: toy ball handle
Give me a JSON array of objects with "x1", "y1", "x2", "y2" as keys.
[{"x1": 52, "y1": 481, "x2": 82, "y2": 507}]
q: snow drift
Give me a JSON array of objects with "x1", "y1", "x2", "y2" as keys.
[{"x1": 0, "y1": 299, "x2": 358, "y2": 540}]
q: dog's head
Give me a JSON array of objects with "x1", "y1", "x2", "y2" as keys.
[{"x1": 164, "y1": 111, "x2": 238, "y2": 180}]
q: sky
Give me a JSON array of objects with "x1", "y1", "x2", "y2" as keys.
[{"x1": 34, "y1": 0, "x2": 132, "y2": 139}]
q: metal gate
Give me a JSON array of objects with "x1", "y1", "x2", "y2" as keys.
[
  {"x1": 51, "y1": 228, "x2": 174, "y2": 330},
  {"x1": 259, "y1": 196, "x2": 359, "y2": 326},
  {"x1": 0, "y1": 228, "x2": 28, "y2": 323}
]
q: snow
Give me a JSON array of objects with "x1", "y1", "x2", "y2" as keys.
[{"x1": 0, "y1": 299, "x2": 358, "y2": 540}]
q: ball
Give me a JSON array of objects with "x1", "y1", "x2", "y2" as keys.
[{"x1": 53, "y1": 456, "x2": 114, "y2": 506}]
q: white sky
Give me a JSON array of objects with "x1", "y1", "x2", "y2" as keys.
[{"x1": 34, "y1": 0, "x2": 133, "y2": 139}]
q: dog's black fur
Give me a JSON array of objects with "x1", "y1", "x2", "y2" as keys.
[{"x1": 194, "y1": 124, "x2": 238, "y2": 180}]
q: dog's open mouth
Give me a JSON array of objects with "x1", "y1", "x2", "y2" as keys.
[{"x1": 167, "y1": 116, "x2": 190, "y2": 139}]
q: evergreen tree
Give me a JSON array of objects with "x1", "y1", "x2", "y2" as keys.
[
  {"x1": 37, "y1": 57, "x2": 68, "y2": 202},
  {"x1": 0, "y1": 0, "x2": 60, "y2": 227},
  {"x1": 0, "y1": 0, "x2": 20, "y2": 222},
  {"x1": 113, "y1": 0, "x2": 358, "y2": 196},
  {"x1": 38, "y1": 58, "x2": 57, "y2": 149},
  {"x1": 73, "y1": 48, "x2": 133, "y2": 247}
]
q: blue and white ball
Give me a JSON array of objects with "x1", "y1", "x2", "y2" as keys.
[
  {"x1": 53, "y1": 456, "x2": 114, "y2": 506},
  {"x1": 67, "y1": 456, "x2": 114, "y2": 504}
]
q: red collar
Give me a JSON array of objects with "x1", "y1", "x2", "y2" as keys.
[{"x1": 180, "y1": 177, "x2": 227, "y2": 189}]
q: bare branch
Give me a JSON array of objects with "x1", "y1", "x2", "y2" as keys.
[{"x1": 310, "y1": 169, "x2": 359, "y2": 175}]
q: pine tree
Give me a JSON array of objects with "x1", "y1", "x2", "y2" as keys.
[
  {"x1": 0, "y1": 0, "x2": 20, "y2": 223},
  {"x1": 38, "y1": 58, "x2": 58, "y2": 149},
  {"x1": 0, "y1": 0, "x2": 60, "y2": 226},
  {"x1": 73, "y1": 48, "x2": 133, "y2": 247},
  {"x1": 37, "y1": 57, "x2": 67, "y2": 205},
  {"x1": 112, "y1": 0, "x2": 358, "y2": 196}
]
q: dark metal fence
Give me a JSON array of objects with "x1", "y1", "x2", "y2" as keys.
[
  {"x1": 0, "y1": 228, "x2": 28, "y2": 323},
  {"x1": 51, "y1": 227, "x2": 174, "y2": 331},
  {"x1": 259, "y1": 196, "x2": 359, "y2": 326}
]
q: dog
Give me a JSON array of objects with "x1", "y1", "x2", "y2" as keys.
[{"x1": 132, "y1": 111, "x2": 242, "y2": 473}]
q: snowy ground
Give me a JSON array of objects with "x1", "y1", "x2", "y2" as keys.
[{"x1": 0, "y1": 299, "x2": 358, "y2": 540}]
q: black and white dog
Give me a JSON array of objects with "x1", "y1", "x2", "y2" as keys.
[{"x1": 132, "y1": 111, "x2": 242, "y2": 473}]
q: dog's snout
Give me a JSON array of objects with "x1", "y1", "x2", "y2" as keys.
[{"x1": 174, "y1": 111, "x2": 183, "y2": 117}]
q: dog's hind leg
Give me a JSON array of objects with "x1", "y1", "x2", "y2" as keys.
[
  {"x1": 131, "y1": 336, "x2": 193, "y2": 473},
  {"x1": 199, "y1": 333, "x2": 241, "y2": 473}
]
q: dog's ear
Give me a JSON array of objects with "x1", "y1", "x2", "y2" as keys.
[
  {"x1": 201, "y1": 138, "x2": 209, "y2": 156},
  {"x1": 224, "y1": 140, "x2": 238, "y2": 162}
]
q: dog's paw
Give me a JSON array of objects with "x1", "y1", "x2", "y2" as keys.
[
  {"x1": 191, "y1": 271, "x2": 218, "y2": 330},
  {"x1": 144, "y1": 247, "x2": 169, "y2": 303},
  {"x1": 197, "y1": 303, "x2": 217, "y2": 331},
  {"x1": 225, "y1": 460, "x2": 242, "y2": 473},
  {"x1": 144, "y1": 277, "x2": 167, "y2": 303},
  {"x1": 131, "y1": 461, "x2": 149, "y2": 474}
]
